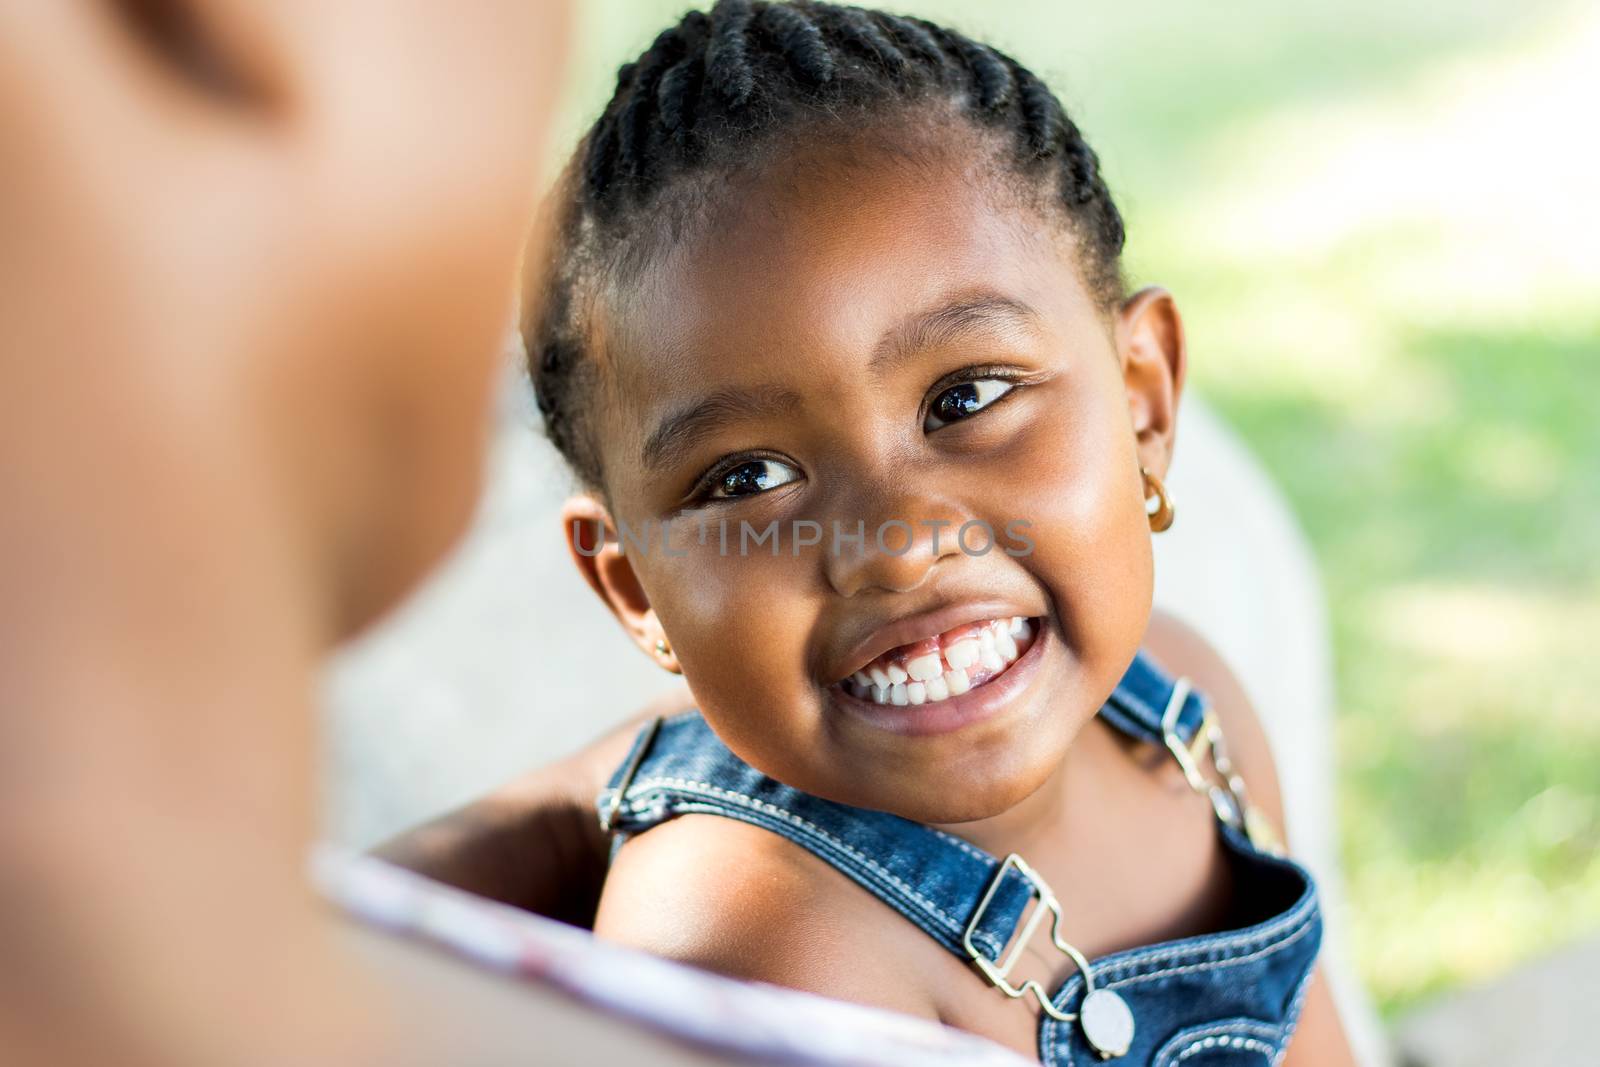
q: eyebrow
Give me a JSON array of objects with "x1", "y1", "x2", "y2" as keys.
[
  {"x1": 641, "y1": 383, "x2": 803, "y2": 471},
  {"x1": 871, "y1": 294, "x2": 1041, "y2": 373}
]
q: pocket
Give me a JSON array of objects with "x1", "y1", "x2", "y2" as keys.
[{"x1": 1152, "y1": 1018, "x2": 1284, "y2": 1067}]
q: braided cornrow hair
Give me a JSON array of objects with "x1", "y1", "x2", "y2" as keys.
[{"x1": 531, "y1": 0, "x2": 1125, "y2": 490}]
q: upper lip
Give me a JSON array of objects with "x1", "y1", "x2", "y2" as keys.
[{"x1": 827, "y1": 599, "x2": 1039, "y2": 684}]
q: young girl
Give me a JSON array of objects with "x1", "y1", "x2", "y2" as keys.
[{"x1": 529, "y1": 2, "x2": 1354, "y2": 1062}]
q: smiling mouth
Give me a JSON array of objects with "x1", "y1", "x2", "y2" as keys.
[{"x1": 836, "y1": 616, "x2": 1037, "y2": 707}]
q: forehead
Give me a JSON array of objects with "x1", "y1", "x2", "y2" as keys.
[{"x1": 595, "y1": 136, "x2": 1088, "y2": 451}]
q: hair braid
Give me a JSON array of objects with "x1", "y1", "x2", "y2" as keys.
[
  {"x1": 830, "y1": 9, "x2": 906, "y2": 72},
  {"x1": 871, "y1": 11, "x2": 944, "y2": 68},
  {"x1": 756, "y1": 3, "x2": 836, "y2": 86},
  {"x1": 705, "y1": 0, "x2": 759, "y2": 107},
  {"x1": 532, "y1": 0, "x2": 1126, "y2": 490}
]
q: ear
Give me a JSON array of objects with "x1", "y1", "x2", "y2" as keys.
[
  {"x1": 1115, "y1": 286, "x2": 1187, "y2": 479},
  {"x1": 560, "y1": 495, "x2": 680, "y2": 673}
]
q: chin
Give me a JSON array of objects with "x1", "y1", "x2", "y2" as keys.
[
  {"x1": 886, "y1": 762, "x2": 1058, "y2": 825},
  {"x1": 338, "y1": 463, "x2": 485, "y2": 641},
  {"x1": 802, "y1": 737, "x2": 1061, "y2": 825}
]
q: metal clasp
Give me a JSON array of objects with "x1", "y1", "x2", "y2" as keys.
[
  {"x1": 963, "y1": 853, "x2": 1095, "y2": 1023},
  {"x1": 598, "y1": 715, "x2": 664, "y2": 834},
  {"x1": 1160, "y1": 678, "x2": 1284, "y2": 855}
]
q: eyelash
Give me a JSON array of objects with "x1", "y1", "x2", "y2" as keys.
[
  {"x1": 687, "y1": 451, "x2": 798, "y2": 506},
  {"x1": 922, "y1": 364, "x2": 1030, "y2": 424},
  {"x1": 682, "y1": 365, "x2": 1034, "y2": 505}
]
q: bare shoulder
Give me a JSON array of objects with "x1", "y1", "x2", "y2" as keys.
[
  {"x1": 593, "y1": 813, "x2": 942, "y2": 1020},
  {"x1": 1140, "y1": 610, "x2": 1288, "y2": 836}
]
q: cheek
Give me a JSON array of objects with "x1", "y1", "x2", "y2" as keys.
[
  {"x1": 644, "y1": 545, "x2": 824, "y2": 773},
  {"x1": 1007, "y1": 374, "x2": 1153, "y2": 651}
]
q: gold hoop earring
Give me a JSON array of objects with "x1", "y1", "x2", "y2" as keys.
[{"x1": 1141, "y1": 467, "x2": 1175, "y2": 533}]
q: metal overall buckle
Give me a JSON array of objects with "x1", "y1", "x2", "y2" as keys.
[
  {"x1": 1160, "y1": 678, "x2": 1284, "y2": 855},
  {"x1": 598, "y1": 715, "x2": 664, "y2": 834},
  {"x1": 964, "y1": 853, "x2": 1135, "y2": 1059}
]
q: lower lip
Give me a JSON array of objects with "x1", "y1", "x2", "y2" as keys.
[{"x1": 828, "y1": 621, "x2": 1050, "y2": 738}]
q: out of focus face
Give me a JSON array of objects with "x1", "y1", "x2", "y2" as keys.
[
  {"x1": 0, "y1": 1, "x2": 570, "y2": 638},
  {"x1": 263, "y1": 3, "x2": 572, "y2": 631},
  {"x1": 0, "y1": 5, "x2": 572, "y2": 1061}
]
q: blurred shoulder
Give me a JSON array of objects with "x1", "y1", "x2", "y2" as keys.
[
  {"x1": 593, "y1": 813, "x2": 941, "y2": 1019},
  {"x1": 1140, "y1": 610, "x2": 1287, "y2": 834}
]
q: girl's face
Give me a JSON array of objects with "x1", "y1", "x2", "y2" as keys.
[{"x1": 568, "y1": 134, "x2": 1185, "y2": 823}]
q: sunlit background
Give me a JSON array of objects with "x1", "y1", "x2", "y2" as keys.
[{"x1": 561, "y1": 0, "x2": 1600, "y2": 1029}]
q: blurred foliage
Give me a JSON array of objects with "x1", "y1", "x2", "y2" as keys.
[{"x1": 558, "y1": 0, "x2": 1600, "y2": 1016}]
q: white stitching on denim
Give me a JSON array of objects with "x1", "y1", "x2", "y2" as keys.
[
  {"x1": 642, "y1": 720, "x2": 997, "y2": 863},
  {"x1": 921, "y1": 824, "x2": 995, "y2": 864},
  {"x1": 1040, "y1": 987, "x2": 1078, "y2": 1066},
  {"x1": 1153, "y1": 1020, "x2": 1281, "y2": 1067},
  {"x1": 619, "y1": 776, "x2": 1005, "y2": 955},
  {"x1": 627, "y1": 781, "x2": 998, "y2": 954},
  {"x1": 1041, "y1": 908, "x2": 1316, "y2": 1067},
  {"x1": 1269, "y1": 965, "x2": 1317, "y2": 1066},
  {"x1": 1088, "y1": 886, "x2": 1318, "y2": 979},
  {"x1": 1174, "y1": 1033, "x2": 1276, "y2": 1063},
  {"x1": 1108, "y1": 914, "x2": 1318, "y2": 990}
]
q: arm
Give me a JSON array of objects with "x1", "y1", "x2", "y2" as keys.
[
  {"x1": 1142, "y1": 612, "x2": 1359, "y2": 1067},
  {"x1": 373, "y1": 686, "x2": 694, "y2": 926}
]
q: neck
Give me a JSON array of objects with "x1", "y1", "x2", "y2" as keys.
[
  {"x1": 932, "y1": 765, "x2": 1069, "y2": 863},
  {"x1": 929, "y1": 713, "x2": 1126, "y2": 863}
]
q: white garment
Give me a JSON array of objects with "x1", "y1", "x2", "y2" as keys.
[{"x1": 313, "y1": 846, "x2": 1033, "y2": 1067}]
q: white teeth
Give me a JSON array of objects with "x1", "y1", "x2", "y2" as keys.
[
  {"x1": 856, "y1": 618, "x2": 1033, "y2": 706},
  {"x1": 944, "y1": 638, "x2": 980, "y2": 671},
  {"x1": 906, "y1": 653, "x2": 942, "y2": 682}
]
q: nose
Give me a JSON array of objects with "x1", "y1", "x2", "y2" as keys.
[{"x1": 823, "y1": 486, "x2": 968, "y2": 598}]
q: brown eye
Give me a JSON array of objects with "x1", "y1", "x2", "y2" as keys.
[
  {"x1": 709, "y1": 459, "x2": 800, "y2": 499},
  {"x1": 925, "y1": 379, "x2": 1014, "y2": 431}
]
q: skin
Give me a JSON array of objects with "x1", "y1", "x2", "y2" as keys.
[
  {"x1": 568, "y1": 131, "x2": 1163, "y2": 824},
  {"x1": 553, "y1": 124, "x2": 1356, "y2": 1064},
  {"x1": 0, "y1": 3, "x2": 766, "y2": 1065}
]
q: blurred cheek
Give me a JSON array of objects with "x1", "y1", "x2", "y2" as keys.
[
  {"x1": 307, "y1": 115, "x2": 545, "y2": 622},
  {"x1": 304, "y1": 1, "x2": 561, "y2": 544}
]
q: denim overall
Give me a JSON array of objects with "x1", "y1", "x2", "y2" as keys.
[{"x1": 598, "y1": 651, "x2": 1322, "y2": 1065}]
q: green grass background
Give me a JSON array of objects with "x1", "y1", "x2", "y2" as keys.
[{"x1": 555, "y1": 0, "x2": 1600, "y2": 1017}]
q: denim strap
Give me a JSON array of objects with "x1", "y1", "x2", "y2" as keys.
[
  {"x1": 1099, "y1": 648, "x2": 1208, "y2": 745},
  {"x1": 599, "y1": 650, "x2": 1208, "y2": 968}
]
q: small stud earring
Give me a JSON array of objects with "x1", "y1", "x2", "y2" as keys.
[
  {"x1": 655, "y1": 638, "x2": 670, "y2": 656},
  {"x1": 1141, "y1": 466, "x2": 1175, "y2": 533}
]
